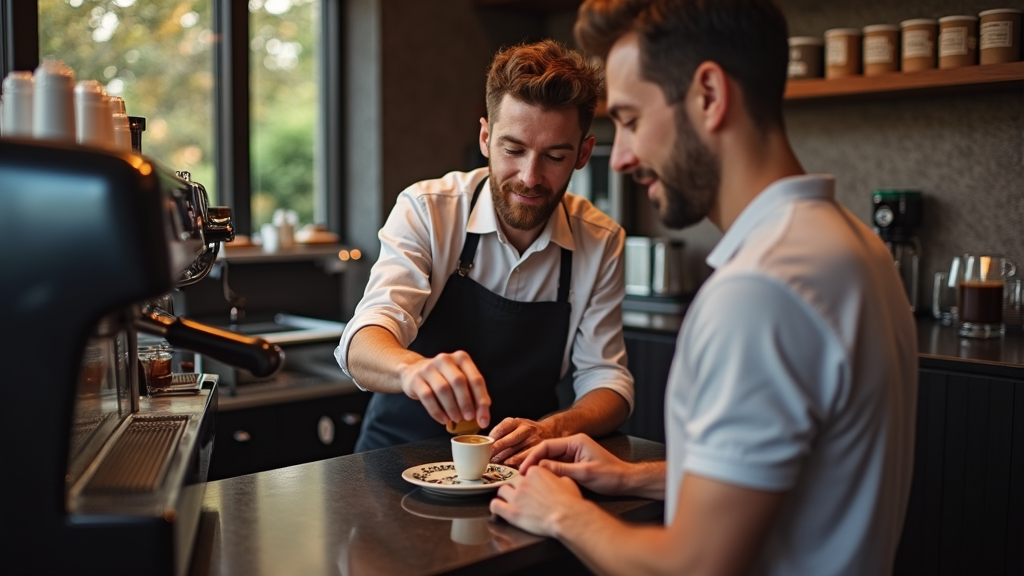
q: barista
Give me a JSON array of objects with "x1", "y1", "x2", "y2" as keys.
[{"x1": 335, "y1": 40, "x2": 634, "y2": 465}]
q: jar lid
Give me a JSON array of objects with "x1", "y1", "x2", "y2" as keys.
[
  {"x1": 900, "y1": 18, "x2": 938, "y2": 27},
  {"x1": 979, "y1": 8, "x2": 1024, "y2": 16},
  {"x1": 863, "y1": 24, "x2": 899, "y2": 33},
  {"x1": 824, "y1": 27, "x2": 862, "y2": 36},
  {"x1": 938, "y1": 15, "x2": 978, "y2": 23},
  {"x1": 788, "y1": 36, "x2": 824, "y2": 46}
]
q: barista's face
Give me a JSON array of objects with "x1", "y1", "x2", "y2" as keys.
[
  {"x1": 480, "y1": 95, "x2": 595, "y2": 232},
  {"x1": 605, "y1": 33, "x2": 719, "y2": 229}
]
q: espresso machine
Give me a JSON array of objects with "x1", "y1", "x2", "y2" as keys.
[
  {"x1": 0, "y1": 138, "x2": 283, "y2": 575},
  {"x1": 872, "y1": 189, "x2": 923, "y2": 312}
]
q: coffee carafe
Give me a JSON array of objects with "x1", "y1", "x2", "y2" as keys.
[{"x1": 872, "y1": 190, "x2": 923, "y2": 312}]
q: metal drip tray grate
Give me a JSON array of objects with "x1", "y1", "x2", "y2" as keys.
[{"x1": 82, "y1": 416, "x2": 188, "y2": 495}]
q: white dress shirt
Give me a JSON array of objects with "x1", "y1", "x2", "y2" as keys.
[
  {"x1": 665, "y1": 175, "x2": 918, "y2": 576},
  {"x1": 335, "y1": 167, "x2": 635, "y2": 411}
]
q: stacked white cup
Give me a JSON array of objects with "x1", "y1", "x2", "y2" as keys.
[
  {"x1": 74, "y1": 80, "x2": 115, "y2": 149},
  {"x1": 110, "y1": 96, "x2": 132, "y2": 152},
  {"x1": 2, "y1": 71, "x2": 35, "y2": 137},
  {"x1": 32, "y1": 60, "x2": 76, "y2": 142}
]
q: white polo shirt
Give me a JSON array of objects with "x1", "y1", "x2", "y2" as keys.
[
  {"x1": 336, "y1": 167, "x2": 634, "y2": 411},
  {"x1": 665, "y1": 175, "x2": 917, "y2": 575}
]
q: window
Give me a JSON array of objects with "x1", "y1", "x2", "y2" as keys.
[
  {"x1": 38, "y1": 0, "x2": 218, "y2": 199},
  {"x1": 7, "y1": 0, "x2": 343, "y2": 236},
  {"x1": 249, "y1": 0, "x2": 320, "y2": 230}
]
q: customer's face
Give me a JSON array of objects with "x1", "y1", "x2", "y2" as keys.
[
  {"x1": 605, "y1": 33, "x2": 720, "y2": 229},
  {"x1": 480, "y1": 95, "x2": 594, "y2": 232}
]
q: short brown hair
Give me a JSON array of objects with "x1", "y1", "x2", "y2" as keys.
[
  {"x1": 575, "y1": 0, "x2": 789, "y2": 130},
  {"x1": 485, "y1": 40, "x2": 603, "y2": 136}
]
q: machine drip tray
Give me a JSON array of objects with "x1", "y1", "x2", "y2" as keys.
[{"x1": 82, "y1": 416, "x2": 188, "y2": 495}]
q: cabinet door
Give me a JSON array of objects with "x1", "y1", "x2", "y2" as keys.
[
  {"x1": 620, "y1": 330, "x2": 677, "y2": 443},
  {"x1": 894, "y1": 368, "x2": 1024, "y2": 576},
  {"x1": 208, "y1": 404, "x2": 281, "y2": 481},
  {"x1": 277, "y1": 393, "x2": 372, "y2": 468}
]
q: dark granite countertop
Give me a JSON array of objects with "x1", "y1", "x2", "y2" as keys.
[
  {"x1": 624, "y1": 309, "x2": 1024, "y2": 377},
  {"x1": 189, "y1": 434, "x2": 665, "y2": 576}
]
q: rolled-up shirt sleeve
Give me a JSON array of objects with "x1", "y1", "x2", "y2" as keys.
[
  {"x1": 568, "y1": 225, "x2": 635, "y2": 414},
  {"x1": 335, "y1": 189, "x2": 435, "y2": 388}
]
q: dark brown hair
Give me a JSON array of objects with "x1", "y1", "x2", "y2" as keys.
[
  {"x1": 485, "y1": 40, "x2": 603, "y2": 136},
  {"x1": 575, "y1": 0, "x2": 789, "y2": 130}
]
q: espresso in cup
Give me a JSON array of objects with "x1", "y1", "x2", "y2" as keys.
[{"x1": 451, "y1": 434, "x2": 494, "y2": 480}]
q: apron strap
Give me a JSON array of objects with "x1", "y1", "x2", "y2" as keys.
[
  {"x1": 457, "y1": 176, "x2": 572, "y2": 303},
  {"x1": 456, "y1": 177, "x2": 488, "y2": 277}
]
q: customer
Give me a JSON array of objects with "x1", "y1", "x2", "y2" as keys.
[
  {"x1": 489, "y1": 1, "x2": 918, "y2": 574},
  {"x1": 336, "y1": 40, "x2": 634, "y2": 465}
]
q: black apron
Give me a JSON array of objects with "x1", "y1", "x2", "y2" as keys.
[{"x1": 355, "y1": 177, "x2": 573, "y2": 452}]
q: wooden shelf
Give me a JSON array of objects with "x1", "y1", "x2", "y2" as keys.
[{"x1": 785, "y1": 61, "x2": 1024, "y2": 101}]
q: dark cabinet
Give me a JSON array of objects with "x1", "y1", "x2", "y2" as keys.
[
  {"x1": 209, "y1": 391, "x2": 371, "y2": 481},
  {"x1": 895, "y1": 368, "x2": 1024, "y2": 576},
  {"x1": 619, "y1": 329, "x2": 677, "y2": 444}
]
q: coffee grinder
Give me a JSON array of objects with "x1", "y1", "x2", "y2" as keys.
[{"x1": 872, "y1": 189, "x2": 923, "y2": 312}]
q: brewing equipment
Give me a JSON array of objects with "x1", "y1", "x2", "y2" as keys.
[
  {"x1": 872, "y1": 189, "x2": 923, "y2": 312},
  {"x1": 0, "y1": 138, "x2": 283, "y2": 576}
]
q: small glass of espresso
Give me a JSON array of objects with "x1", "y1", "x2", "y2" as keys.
[{"x1": 958, "y1": 254, "x2": 1017, "y2": 339}]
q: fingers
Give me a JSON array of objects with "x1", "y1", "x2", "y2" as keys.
[
  {"x1": 517, "y1": 437, "x2": 575, "y2": 471},
  {"x1": 452, "y1": 351, "x2": 490, "y2": 428},
  {"x1": 400, "y1": 352, "x2": 489, "y2": 426}
]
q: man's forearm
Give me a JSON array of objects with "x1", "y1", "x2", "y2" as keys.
[
  {"x1": 554, "y1": 500, "x2": 680, "y2": 576},
  {"x1": 541, "y1": 388, "x2": 630, "y2": 438},
  {"x1": 347, "y1": 325, "x2": 423, "y2": 394}
]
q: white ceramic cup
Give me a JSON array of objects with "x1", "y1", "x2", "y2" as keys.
[
  {"x1": 451, "y1": 434, "x2": 494, "y2": 481},
  {"x1": 2, "y1": 71, "x2": 34, "y2": 137},
  {"x1": 74, "y1": 80, "x2": 114, "y2": 149},
  {"x1": 32, "y1": 60, "x2": 76, "y2": 142}
]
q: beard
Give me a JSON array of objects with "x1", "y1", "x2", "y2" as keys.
[
  {"x1": 489, "y1": 167, "x2": 571, "y2": 231},
  {"x1": 635, "y1": 106, "x2": 720, "y2": 230}
]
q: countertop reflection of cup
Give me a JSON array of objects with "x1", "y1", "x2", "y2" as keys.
[
  {"x1": 958, "y1": 254, "x2": 1017, "y2": 339},
  {"x1": 451, "y1": 434, "x2": 494, "y2": 481}
]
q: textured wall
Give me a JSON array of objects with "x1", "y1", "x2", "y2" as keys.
[
  {"x1": 637, "y1": 0, "x2": 1024, "y2": 309},
  {"x1": 781, "y1": 0, "x2": 1024, "y2": 312}
]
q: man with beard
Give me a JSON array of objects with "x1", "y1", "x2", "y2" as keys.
[
  {"x1": 336, "y1": 40, "x2": 633, "y2": 464},
  {"x1": 489, "y1": 1, "x2": 918, "y2": 575}
]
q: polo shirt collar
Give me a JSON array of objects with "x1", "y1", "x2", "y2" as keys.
[
  {"x1": 467, "y1": 177, "x2": 576, "y2": 253},
  {"x1": 706, "y1": 174, "x2": 835, "y2": 270}
]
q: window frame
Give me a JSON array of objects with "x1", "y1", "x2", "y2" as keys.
[{"x1": 2, "y1": 0, "x2": 344, "y2": 239}]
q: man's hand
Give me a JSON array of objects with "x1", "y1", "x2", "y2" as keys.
[
  {"x1": 490, "y1": 465, "x2": 590, "y2": 538},
  {"x1": 488, "y1": 418, "x2": 557, "y2": 466},
  {"x1": 397, "y1": 350, "x2": 491, "y2": 428},
  {"x1": 517, "y1": 433, "x2": 633, "y2": 496}
]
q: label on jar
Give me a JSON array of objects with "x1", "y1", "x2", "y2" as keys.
[
  {"x1": 788, "y1": 60, "x2": 809, "y2": 78},
  {"x1": 864, "y1": 35, "x2": 895, "y2": 64},
  {"x1": 939, "y1": 26, "x2": 970, "y2": 56},
  {"x1": 904, "y1": 29, "x2": 933, "y2": 58},
  {"x1": 981, "y1": 21, "x2": 1014, "y2": 49},
  {"x1": 827, "y1": 37, "x2": 848, "y2": 65}
]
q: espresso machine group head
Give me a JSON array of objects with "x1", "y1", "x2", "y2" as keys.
[{"x1": 0, "y1": 138, "x2": 283, "y2": 575}]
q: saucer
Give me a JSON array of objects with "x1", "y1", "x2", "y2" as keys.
[{"x1": 401, "y1": 462, "x2": 517, "y2": 497}]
